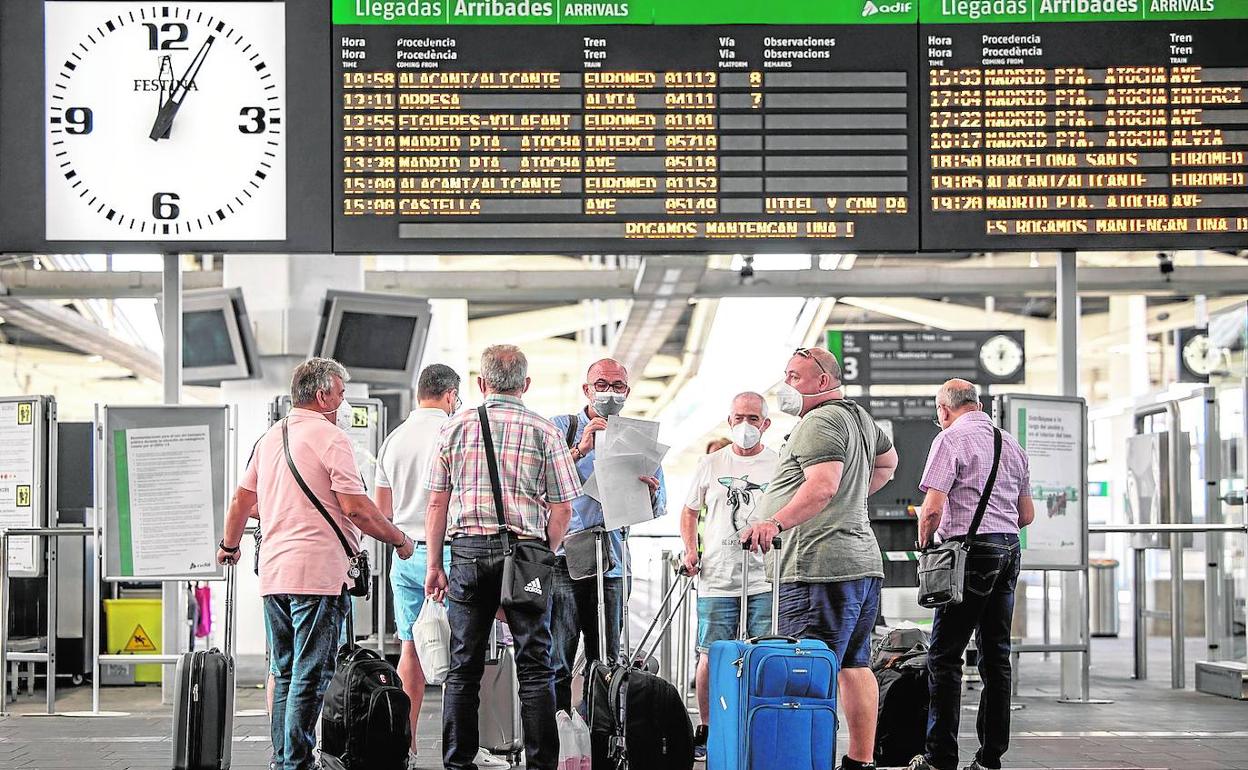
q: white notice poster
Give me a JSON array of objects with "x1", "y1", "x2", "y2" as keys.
[
  {"x1": 118, "y1": 425, "x2": 217, "y2": 577},
  {"x1": 0, "y1": 401, "x2": 38, "y2": 574},
  {"x1": 1008, "y1": 397, "x2": 1086, "y2": 569}
]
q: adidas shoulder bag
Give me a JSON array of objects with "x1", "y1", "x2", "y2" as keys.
[{"x1": 477, "y1": 405, "x2": 555, "y2": 613}]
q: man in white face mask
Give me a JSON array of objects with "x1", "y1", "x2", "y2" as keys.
[
  {"x1": 548, "y1": 358, "x2": 667, "y2": 713},
  {"x1": 679, "y1": 392, "x2": 778, "y2": 760},
  {"x1": 739, "y1": 347, "x2": 899, "y2": 770}
]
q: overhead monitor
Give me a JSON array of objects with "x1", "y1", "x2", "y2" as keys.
[
  {"x1": 312, "y1": 291, "x2": 431, "y2": 387},
  {"x1": 182, "y1": 288, "x2": 262, "y2": 386}
]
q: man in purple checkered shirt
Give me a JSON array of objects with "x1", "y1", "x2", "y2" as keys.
[{"x1": 908, "y1": 380, "x2": 1035, "y2": 770}]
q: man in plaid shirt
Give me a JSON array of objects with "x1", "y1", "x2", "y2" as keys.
[
  {"x1": 908, "y1": 379, "x2": 1034, "y2": 770},
  {"x1": 425, "y1": 344, "x2": 582, "y2": 770}
]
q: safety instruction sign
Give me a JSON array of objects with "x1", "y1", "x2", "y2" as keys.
[
  {"x1": 123, "y1": 624, "x2": 158, "y2": 653},
  {"x1": 0, "y1": 400, "x2": 40, "y2": 575}
]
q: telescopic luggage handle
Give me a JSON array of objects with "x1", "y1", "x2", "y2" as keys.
[{"x1": 740, "y1": 536, "x2": 783, "y2": 639}]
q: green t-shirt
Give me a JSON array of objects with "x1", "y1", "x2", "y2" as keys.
[{"x1": 759, "y1": 399, "x2": 891, "y2": 584}]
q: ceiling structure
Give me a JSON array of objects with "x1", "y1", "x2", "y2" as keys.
[{"x1": 0, "y1": 251, "x2": 1245, "y2": 433}]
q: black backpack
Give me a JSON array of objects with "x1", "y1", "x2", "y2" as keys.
[
  {"x1": 872, "y1": 638, "x2": 930, "y2": 767},
  {"x1": 587, "y1": 660, "x2": 694, "y2": 770},
  {"x1": 319, "y1": 644, "x2": 412, "y2": 770}
]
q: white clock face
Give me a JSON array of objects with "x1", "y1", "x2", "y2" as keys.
[
  {"x1": 44, "y1": 2, "x2": 286, "y2": 241},
  {"x1": 979, "y1": 334, "x2": 1023, "y2": 378},
  {"x1": 1182, "y1": 333, "x2": 1217, "y2": 376}
]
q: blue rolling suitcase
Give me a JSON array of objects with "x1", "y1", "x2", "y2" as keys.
[{"x1": 707, "y1": 539, "x2": 840, "y2": 770}]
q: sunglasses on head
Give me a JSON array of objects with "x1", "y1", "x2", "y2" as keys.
[{"x1": 793, "y1": 347, "x2": 831, "y2": 376}]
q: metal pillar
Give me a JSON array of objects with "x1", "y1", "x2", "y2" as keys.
[
  {"x1": 1056, "y1": 251, "x2": 1089, "y2": 701},
  {"x1": 1167, "y1": 407, "x2": 1186, "y2": 689},
  {"x1": 161, "y1": 254, "x2": 182, "y2": 702},
  {"x1": 1201, "y1": 388, "x2": 1227, "y2": 663},
  {"x1": 1133, "y1": 548, "x2": 1148, "y2": 679}
]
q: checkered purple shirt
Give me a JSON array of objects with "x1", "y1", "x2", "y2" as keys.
[
  {"x1": 919, "y1": 411, "x2": 1031, "y2": 539},
  {"x1": 426, "y1": 394, "x2": 582, "y2": 539}
]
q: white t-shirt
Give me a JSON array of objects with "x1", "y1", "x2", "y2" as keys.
[
  {"x1": 683, "y1": 445, "x2": 779, "y2": 598},
  {"x1": 374, "y1": 407, "x2": 449, "y2": 542}
]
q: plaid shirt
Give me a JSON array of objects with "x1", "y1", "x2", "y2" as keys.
[
  {"x1": 919, "y1": 410, "x2": 1031, "y2": 540},
  {"x1": 426, "y1": 394, "x2": 583, "y2": 539}
]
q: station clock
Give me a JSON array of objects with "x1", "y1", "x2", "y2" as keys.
[{"x1": 44, "y1": 2, "x2": 287, "y2": 240}]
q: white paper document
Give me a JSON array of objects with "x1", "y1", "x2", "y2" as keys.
[
  {"x1": 596, "y1": 453, "x2": 659, "y2": 530},
  {"x1": 124, "y1": 425, "x2": 217, "y2": 577}
]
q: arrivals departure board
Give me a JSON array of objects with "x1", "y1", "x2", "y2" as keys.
[
  {"x1": 919, "y1": 1, "x2": 1248, "y2": 250},
  {"x1": 331, "y1": 1, "x2": 920, "y2": 253}
]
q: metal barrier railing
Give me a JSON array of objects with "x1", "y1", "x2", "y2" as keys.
[
  {"x1": 1087, "y1": 522, "x2": 1248, "y2": 689},
  {"x1": 0, "y1": 527, "x2": 93, "y2": 716}
]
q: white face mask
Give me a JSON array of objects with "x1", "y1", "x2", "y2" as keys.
[
  {"x1": 730, "y1": 422, "x2": 762, "y2": 450},
  {"x1": 592, "y1": 391, "x2": 627, "y2": 417},
  {"x1": 321, "y1": 399, "x2": 354, "y2": 431},
  {"x1": 775, "y1": 382, "x2": 840, "y2": 417}
]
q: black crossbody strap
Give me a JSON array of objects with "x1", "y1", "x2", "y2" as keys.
[
  {"x1": 564, "y1": 414, "x2": 578, "y2": 450},
  {"x1": 967, "y1": 427, "x2": 1004, "y2": 541},
  {"x1": 281, "y1": 418, "x2": 355, "y2": 559},
  {"x1": 476, "y1": 405, "x2": 512, "y2": 553}
]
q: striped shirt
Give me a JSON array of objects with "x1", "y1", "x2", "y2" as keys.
[
  {"x1": 919, "y1": 410, "x2": 1031, "y2": 540},
  {"x1": 426, "y1": 394, "x2": 583, "y2": 539}
]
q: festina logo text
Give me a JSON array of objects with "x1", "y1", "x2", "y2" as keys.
[
  {"x1": 523, "y1": 578, "x2": 543, "y2": 595},
  {"x1": 134, "y1": 79, "x2": 198, "y2": 92}
]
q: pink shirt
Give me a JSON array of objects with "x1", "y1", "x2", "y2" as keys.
[{"x1": 242, "y1": 408, "x2": 365, "y2": 596}]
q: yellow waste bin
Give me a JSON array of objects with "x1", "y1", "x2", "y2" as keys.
[{"x1": 104, "y1": 599, "x2": 163, "y2": 684}]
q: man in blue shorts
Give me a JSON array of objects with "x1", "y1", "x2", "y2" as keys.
[
  {"x1": 680, "y1": 392, "x2": 779, "y2": 761},
  {"x1": 374, "y1": 364, "x2": 467, "y2": 770},
  {"x1": 741, "y1": 347, "x2": 898, "y2": 770}
]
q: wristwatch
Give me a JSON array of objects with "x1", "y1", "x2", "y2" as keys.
[
  {"x1": 570, "y1": 446, "x2": 584, "y2": 461},
  {"x1": 394, "y1": 533, "x2": 410, "y2": 550},
  {"x1": 766, "y1": 517, "x2": 785, "y2": 533},
  {"x1": 218, "y1": 539, "x2": 240, "y2": 554}
]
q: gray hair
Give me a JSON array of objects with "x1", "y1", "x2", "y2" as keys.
[
  {"x1": 937, "y1": 381, "x2": 980, "y2": 410},
  {"x1": 731, "y1": 391, "x2": 769, "y2": 420},
  {"x1": 417, "y1": 363, "x2": 461, "y2": 401},
  {"x1": 291, "y1": 357, "x2": 349, "y2": 405},
  {"x1": 480, "y1": 345, "x2": 528, "y2": 393}
]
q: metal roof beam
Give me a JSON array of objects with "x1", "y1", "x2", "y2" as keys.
[{"x1": 0, "y1": 298, "x2": 161, "y2": 381}]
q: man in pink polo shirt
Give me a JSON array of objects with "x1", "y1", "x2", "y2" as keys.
[{"x1": 217, "y1": 357, "x2": 413, "y2": 770}]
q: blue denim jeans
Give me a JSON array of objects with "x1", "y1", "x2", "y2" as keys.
[
  {"x1": 549, "y1": 556, "x2": 623, "y2": 713},
  {"x1": 695, "y1": 594, "x2": 773, "y2": 652},
  {"x1": 263, "y1": 591, "x2": 350, "y2": 770},
  {"x1": 925, "y1": 533, "x2": 1021, "y2": 770},
  {"x1": 443, "y1": 535, "x2": 559, "y2": 770}
]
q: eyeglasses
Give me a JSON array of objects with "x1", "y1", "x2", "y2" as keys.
[
  {"x1": 793, "y1": 347, "x2": 831, "y2": 376},
  {"x1": 592, "y1": 379, "x2": 628, "y2": 393}
]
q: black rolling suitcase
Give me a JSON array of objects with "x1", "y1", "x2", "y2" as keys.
[
  {"x1": 584, "y1": 531, "x2": 695, "y2": 770},
  {"x1": 172, "y1": 564, "x2": 237, "y2": 770}
]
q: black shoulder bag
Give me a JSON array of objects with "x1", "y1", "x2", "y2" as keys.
[
  {"x1": 281, "y1": 419, "x2": 371, "y2": 598},
  {"x1": 477, "y1": 405, "x2": 555, "y2": 613},
  {"x1": 917, "y1": 427, "x2": 1002, "y2": 608}
]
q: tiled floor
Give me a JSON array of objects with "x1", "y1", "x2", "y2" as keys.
[{"x1": 1, "y1": 635, "x2": 1245, "y2": 769}]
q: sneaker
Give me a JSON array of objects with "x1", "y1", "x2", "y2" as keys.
[
  {"x1": 963, "y1": 762, "x2": 996, "y2": 770},
  {"x1": 405, "y1": 749, "x2": 420, "y2": 770},
  {"x1": 907, "y1": 757, "x2": 934, "y2": 770},
  {"x1": 474, "y1": 748, "x2": 512, "y2": 769},
  {"x1": 839, "y1": 756, "x2": 876, "y2": 770},
  {"x1": 693, "y1": 724, "x2": 708, "y2": 761}
]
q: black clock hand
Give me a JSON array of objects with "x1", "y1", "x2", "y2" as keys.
[
  {"x1": 155, "y1": 56, "x2": 174, "y2": 139},
  {"x1": 149, "y1": 36, "x2": 214, "y2": 141}
]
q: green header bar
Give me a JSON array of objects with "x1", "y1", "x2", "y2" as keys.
[
  {"x1": 113, "y1": 430, "x2": 134, "y2": 577},
  {"x1": 919, "y1": 0, "x2": 1248, "y2": 24},
  {"x1": 335, "y1": 0, "x2": 918, "y2": 25}
]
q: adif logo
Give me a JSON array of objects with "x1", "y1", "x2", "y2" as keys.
[
  {"x1": 524, "y1": 577, "x2": 543, "y2": 595},
  {"x1": 862, "y1": 0, "x2": 912, "y2": 14}
]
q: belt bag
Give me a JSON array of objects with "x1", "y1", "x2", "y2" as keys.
[
  {"x1": 281, "y1": 419, "x2": 371, "y2": 598},
  {"x1": 917, "y1": 426, "x2": 1002, "y2": 609},
  {"x1": 478, "y1": 405, "x2": 554, "y2": 612}
]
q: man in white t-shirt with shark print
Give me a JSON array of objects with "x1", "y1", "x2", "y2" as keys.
[{"x1": 680, "y1": 391, "x2": 780, "y2": 761}]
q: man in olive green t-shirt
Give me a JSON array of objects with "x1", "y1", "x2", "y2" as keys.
[{"x1": 741, "y1": 347, "x2": 898, "y2": 770}]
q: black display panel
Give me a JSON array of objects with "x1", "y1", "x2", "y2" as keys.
[
  {"x1": 332, "y1": 24, "x2": 920, "y2": 253},
  {"x1": 333, "y1": 311, "x2": 419, "y2": 371},
  {"x1": 920, "y1": 17, "x2": 1248, "y2": 250},
  {"x1": 183, "y1": 310, "x2": 236, "y2": 369}
]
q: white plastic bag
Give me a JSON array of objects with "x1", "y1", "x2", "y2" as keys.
[
  {"x1": 412, "y1": 599, "x2": 451, "y2": 685},
  {"x1": 570, "y1": 708, "x2": 592, "y2": 770},
  {"x1": 556, "y1": 710, "x2": 578, "y2": 770}
]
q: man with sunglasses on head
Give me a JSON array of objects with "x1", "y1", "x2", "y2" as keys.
[
  {"x1": 680, "y1": 391, "x2": 778, "y2": 761},
  {"x1": 548, "y1": 358, "x2": 667, "y2": 713},
  {"x1": 740, "y1": 347, "x2": 898, "y2": 770}
]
